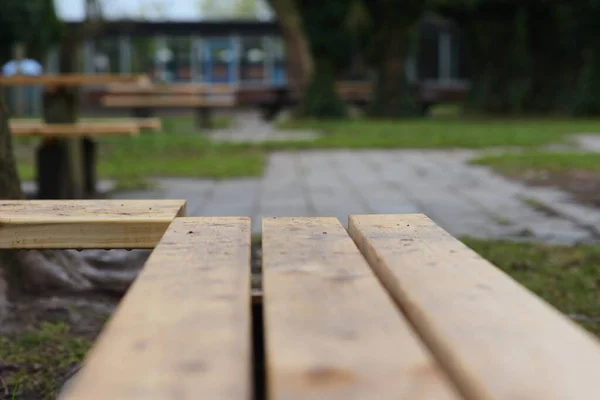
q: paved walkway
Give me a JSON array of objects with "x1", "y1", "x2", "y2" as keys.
[
  {"x1": 111, "y1": 149, "x2": 600, "y2": 244},
  {"x1": 208, "y1": 111, "x2": 320, "y2": 143}
]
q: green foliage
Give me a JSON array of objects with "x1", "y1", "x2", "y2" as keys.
[
  {"x1": 360, "y1": 0, "x2": 426, "y2": 118},
  {"x1": 0, "y1": 0, "x2": 64, "y2": 64},
  {"x1": 506, "y1": 8, "x2": 532, "y2": 113},
  {"x1": 298, "y1": 0, "x2": 355, "y2": 70},
  {"x1": 571, "y1": 49, "x2": 600, "y2": 116},
  {"x1": 463, "y1": 238, "x2": 600, "y2": 336},
  {"x1": 292, "y1": 0, "x2": 355, "y2": 118},
  {"x1": 300, "y1": 60, "x2": 347, "y2": 119}
]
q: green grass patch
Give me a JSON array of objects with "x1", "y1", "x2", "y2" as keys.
[
  {"x1": 266, "y1": 118, "x2": 600, "y2": 150},
  {"x1": 471, "y1": 151, "x2": 600, "y2": 176},
  {"x1": 0, "y1": 322, "x2": 91, "y2": 399},
  {"x1": 14, "y1": 116, "x2": 264, "y2": 190},
  {"x1": 463, "y1": 238, "x2": 600, "y2": 336}
]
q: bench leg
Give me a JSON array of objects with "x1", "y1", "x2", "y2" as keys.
[
  {"x1": 195, "y1": 107, "x2": 212, "y2": 129},
  {"x1": 36, "y1": 140, "x2": 70, "y2": 199},
  {"x1": 82, "y1": 137, "x2": 97, "y2": 198}
]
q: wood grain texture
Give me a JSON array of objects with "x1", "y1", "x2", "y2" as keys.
[
  {"x1": 0, "y1": 200, "x2": 186, "y2": 249},
  {"x1": 62, "y1": 217, "x2": 252, "y2": 400},
  {"x1": 101, "y1": 95, "x2": 236, "y2": 108},
  {"x1": 0, "y1": 74, "x2": 143, "y2": 86},
  {"x1": 10, "y1": 122, "x2": 140, "y2": 137},
  {"x1": 262, "y1": 217, "x2": 461, "y2": 400},
  {"x1": 349, "y1": 214, "x2": 600, "y2": 400}
]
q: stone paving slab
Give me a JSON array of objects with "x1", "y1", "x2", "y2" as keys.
[
  {"x1": 209, "y1": 111, "x2": 320, "y2": 143},
  {"x1": 104, "y1": 149, "x2": 600, "y2": 244}
]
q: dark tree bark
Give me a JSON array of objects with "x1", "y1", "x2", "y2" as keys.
[
  {"x1": 266, "y1": 0, "x2": 313, "y2": 92},
  {"x1": 0, "y1": 95, "x2": 148, "y2": 294},
  {"x1": 362, "y1": 0, "x2": 425, "y2": 118}
]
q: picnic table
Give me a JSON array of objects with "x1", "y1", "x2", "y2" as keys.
[
  {"x1": 0, "y1": 74, "x2": 146, "y2": 199},
  {"x1": 1, "y1": 202, "x2": 599, "y2": 400},
  {"x1": 101, "y1": 82, "x2": 237, "y2": 129}
]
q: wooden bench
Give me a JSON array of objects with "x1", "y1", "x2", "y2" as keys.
[
  {"x1": 2, "y1": 204, "x2": 599, "y2": 399},
  {"x1": 0, "y1": 200, "x2": 186, "y2": 249},
  {"x1": 101, "y1": 83, "x2": 237, "y2": 128},
  {"x1": 9, "y1": 121, "x2": 145, "y2": 200},
  {"x1": 10, "y1": 118, "x2": 162, "y2": 134},
  {"x1": 0, "y1": 74, "x2": 144, "y2": 87}
]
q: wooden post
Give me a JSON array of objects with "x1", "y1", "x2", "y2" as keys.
[{"x1": 41, "y1": 86, "x2": 85, "y2": 199}]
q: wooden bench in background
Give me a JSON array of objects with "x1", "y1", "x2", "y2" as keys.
[
  {"x1": 10, "y1": 118, "x2": 162, "y2": 134},
  {"x1": 2, "y1": 203, "x2": 599, "y2": 399},
  {"x1": 9, "y1": 121, "x2": 144, "y2": 200},
  {"x1": 101, "y1": 83, "x2": 237, "y2": 129}
]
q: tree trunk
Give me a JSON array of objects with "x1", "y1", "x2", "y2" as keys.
[
  {"x1": 265, "y1": 0, "x2": 313, "y2": 91},
  {"x1": 299, "y1": 58, "x2": 347, "y2": 118},
  {"x1": 0, "y1": 48, "x2": 148, "y2": 325},
  {"x1": 363, "y1": 0, "x2": 424, "y2": 118},
  {"x1": 369, "y1": 26, "x2": 419, "y2": 117}
]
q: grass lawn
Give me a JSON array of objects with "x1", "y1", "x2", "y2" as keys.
[
  {"x1": 471, "y1": 151, "x2": 600, "y2": 175},
  {"x1": 463, "y1": 238, "x2": 600, "y2": 336},
  {"x1": 471, "y1": 151, "x2": 600, "y2": 208},
  {"x1": 0, "y1": 322, "x2": 91, "y2": 399},
  {"x1": 265, "y1": 118, "x2": 600, "y2": 150},
  {"x1": 14, "y1": 116, "x2": 264, "y2": 190}
]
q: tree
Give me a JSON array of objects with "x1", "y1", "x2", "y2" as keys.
[
  {"x1": 433, "y1": 0, "x2": 600, "y2": 116},
  {"x1": 265, "y1": 0, "x2": 313, "y2": 96},
  {"x1": 294, "y1": 0, "x2": 356, "y2": 118},
  {"x1": 0, "y1": 0, "x2": 64, "y2": 65},
  {"x1": 360, "y1": 0, "x2": 426, "y2": 118}
]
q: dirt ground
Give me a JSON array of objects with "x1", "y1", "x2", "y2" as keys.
[
  {"x1": 0, "y1": 292, "x2": 120, "y2": 400},
  {"x1": 0, "y1": 243, "x2": 262, "y2": 400},
  {"x1": 519, "y1": 170, "x2": 600, "y2": 208}
]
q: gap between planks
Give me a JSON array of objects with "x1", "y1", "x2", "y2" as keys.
[{"x1": 262, "y1": 216, "x2": 461, "y2": 400}]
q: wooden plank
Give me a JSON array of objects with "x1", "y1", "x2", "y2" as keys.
[
  {"x1": 0, "y1": 74, "x2": 144, "y2": 86},
  {"x1": 0, "y1": 200, "x2": 186, "y2": 249},
  {"x1": 101, "y1": 95, "x2": 236, "y2": 108},
  {"x1": 106, "y1": 82, "x2": 236, "y2": 95},
  {"x1": 262, "y1": 217, "x2": 460, "y2": 400},
  {"x1": 348, "y1": 214, "x2": 600, "y2": 400},
  {"x1": 11, "y1": 118, "x2": 161, "y2": 132},
  {"x1": 62, "y1": 217, "x2": 252, "y2": 400},
  {"x1": 10, "y1": 122, "x2": 141, "y2": 137}
]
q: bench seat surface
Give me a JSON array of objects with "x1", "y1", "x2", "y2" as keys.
[
  {"x1": 30, "y1": 212, "x2": 599, "y2": 400},
  {"x1": 349, "y1": 214, "x2": 600, "y2": 400},
  {"x1": 0, "y1": 200, "x2": 186, "y2": 249},
  {"x1": 62, "y1": 217, "x2": 252, "y2": 400}
]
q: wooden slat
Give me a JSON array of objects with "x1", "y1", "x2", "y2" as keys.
[
  {"x1": 0, "y1": 200, "x2": 186, "y2": 249},
  {"x1": 106, "y1": 82, "x2": 236, "y2": 95},
  {"x1": 262, "y1": 217, "x2": 461, "y2": 400},
  {"x1": 62, "y1": 217, "x2": 252, "y2": 400},
  {"x1": 0, "y1": 74, "x2": 144, "y2": 86},
  {"x1": 349, "y1": 214, "x2": 600, "y2": 400},
  {"x1": 101, "y1": 95, "x2": 236, "y2": 108},
  {"x1": 10, "y1": 122, "x2": 140, "y2": 137},
  {"x1": 11, "y1": 118, "x2": 162, "y2": 131}
]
